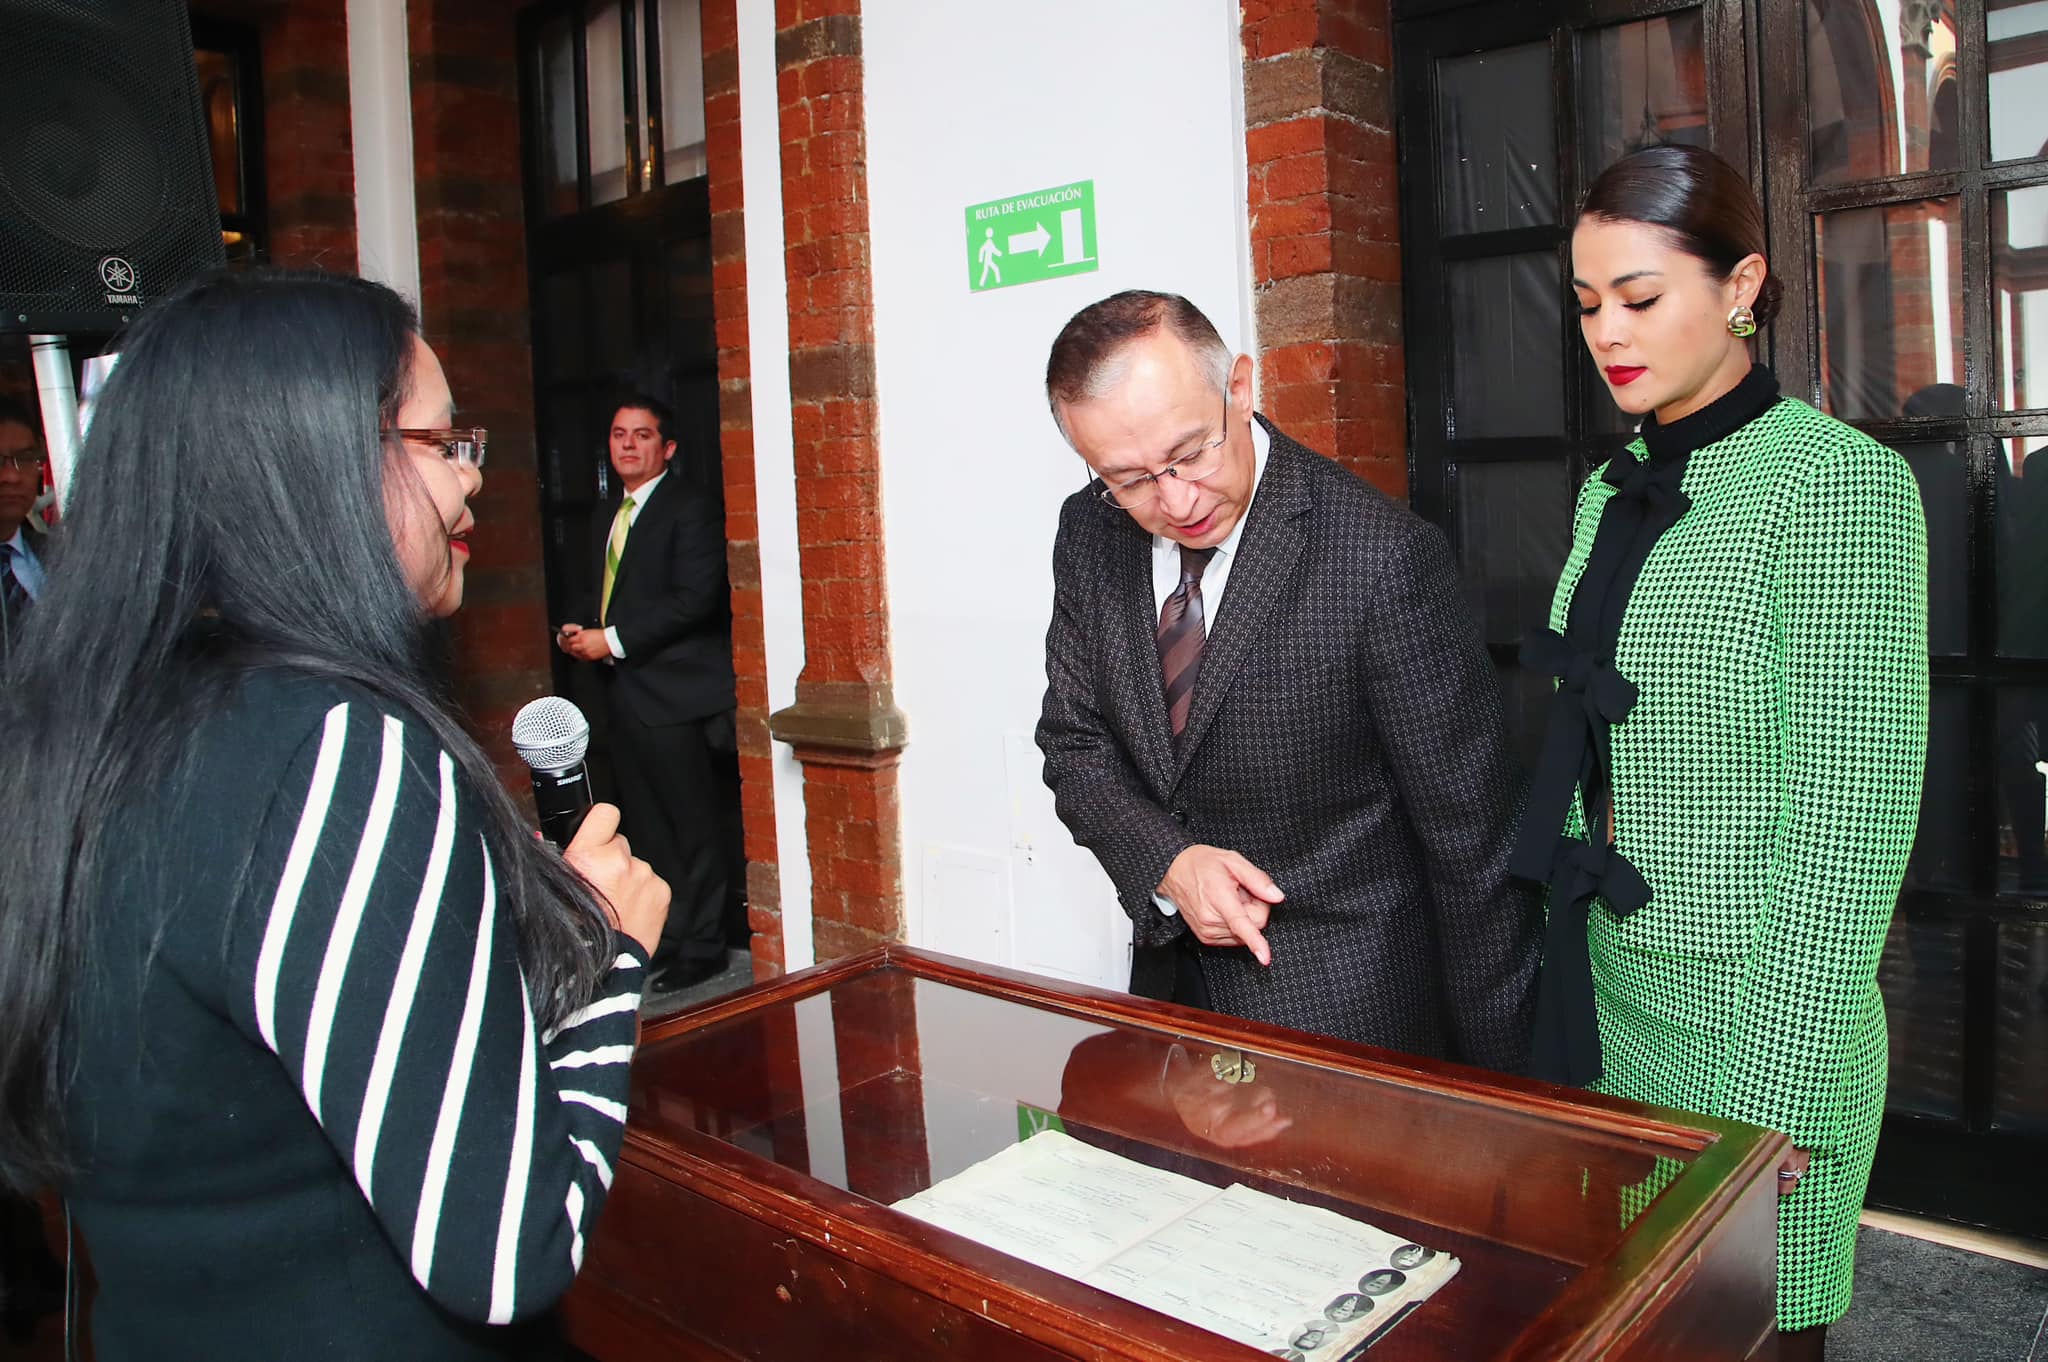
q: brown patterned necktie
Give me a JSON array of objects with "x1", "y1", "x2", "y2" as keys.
[{"x1": 1157, "y1": 545, "x2": 1218, "y2": 738}]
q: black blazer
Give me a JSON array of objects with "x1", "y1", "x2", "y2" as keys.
[
  {"x1": 589, "y1": 471, "x2": 735, "y2": 726},
  {"x1": 1036, "y1": 418, "x2": 1538, "y2": 1071}
]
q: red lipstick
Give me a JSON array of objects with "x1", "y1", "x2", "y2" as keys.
[{"x1": 1605, "y1": 366, "x2": 1646, "y2": 387}]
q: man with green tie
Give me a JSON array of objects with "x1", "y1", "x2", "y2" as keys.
[
  {"x1": 0, "y1": 403, "x2": 49, "y2": 662},
  {"x1": 556, "y1": 396, "x2": 738, "y2": 993}
]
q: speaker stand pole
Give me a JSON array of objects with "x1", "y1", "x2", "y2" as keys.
[{"x1": 29, "y1": 336, "x2": 80, "y2": 511}]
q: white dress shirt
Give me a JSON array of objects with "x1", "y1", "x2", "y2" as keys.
[{"x1": 3, "y1": 528, "x2": 45, "y2": 600}]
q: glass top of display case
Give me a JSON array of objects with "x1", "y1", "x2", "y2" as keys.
[{"x1": 619, "y1": 947, "x2": 1783, "y2": 1361}]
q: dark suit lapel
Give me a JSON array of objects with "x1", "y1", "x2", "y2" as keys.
[{"x1": 1172, "y1": 420, "x2": 1311, "y2": 782}]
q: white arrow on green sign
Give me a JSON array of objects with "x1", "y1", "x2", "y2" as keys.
[{"x1": 965, "y1": 180, "x2": 1098, "y2": 293}]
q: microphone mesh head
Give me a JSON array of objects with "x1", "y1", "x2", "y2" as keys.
[{"x1": 512, "y1": 696, "x2": 590, "y2": 772}]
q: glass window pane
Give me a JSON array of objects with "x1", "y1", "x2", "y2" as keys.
[
  {"x1": 1996, "y1": 683, "x2": 2048, "y2": 893},
  {"x1": 1437, "y1": 42, "x2": 1555, "y2": 235},
  {"x1": 658, "y1": 0, "x2": 707, "y2": 184},
  {"x1": 1988, "y1": 1, "x2": 2048, "y2": 164},
  {"x1": 1992, "y1": 921, "x2": 2048, "y2": 1132},
  {"x1": 1807, "y1": 0, "x2": 1961, "y2": 187},
  {"x1": 539, "y1": 271, "x2": 585, "y2": 382},
  {"x1": 537, "y1": 13, "x2": 579, "y2": 216},
  {"x1": 1578, "y1": 12, "x2": 1708, "y2": 181},
  {"x1": 587, "y1": 0, "x2": 631, "y2": 205},
  {"x1": 1815, "y1": 197, "x2": 1963, "y2": 421},
  {"x1": 539, "y1": 392, "x2": 594, "y2": 508},
  {"x1": 193, "y1": 49, "x2": 242, "y2": 217},
  {"x1": 1896, "y1": 440, "x2": 1968, "y2": 656},
  {"x1": 1497, "y1": 662, "x2": 1553, "y2": 778},
  {"x1": 1447, "y1": 252, "x2": 1564, "y2": 439},
  {"x1": 1908, "y1": 685, "x2": 1970, "y2": 892},
  {"x1": 1994, "y1": 186, "x2": 2048, "y2": 413},
  {"x1": 589, "y1": 258, "x2": 636, "y2": 375},
  {"x1": 1452, "y1": 459, "x2": 1571, "y2": 649},
  {"x1": 1878, "y1": 914, "x2": 1967, "y2": 1122},
  {"x1": 666, "y1": 234, "x2": 715, "y2": 368},
  {"x1": 1997, "y1": 437, "x2": 2048, "y2": 658}
]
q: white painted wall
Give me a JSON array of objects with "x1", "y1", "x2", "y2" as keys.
[
  {"x1": 736, "y1": 0, "x2": 815, "y2": 968},
  {"x1": 346, "y1": 0, "x2": 420, "y2": 305},
  {"x1": 862, "y1": 1, "x2": 1255, "y2": 990}
]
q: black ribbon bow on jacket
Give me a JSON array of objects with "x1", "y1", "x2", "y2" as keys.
[{"x1": 1510, "y1": 445, "x2": 1693, "y2": 1088}]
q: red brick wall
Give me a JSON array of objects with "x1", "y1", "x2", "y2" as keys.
[
  {"x1": 1242, "y1": 0, "x2": 1407, "y2": 498},
  {"x1": 253, "y1": 0, "x2": 357, "y2": 272},
  {"x1": 701, "y1": 0, "x2": 787, "y2": 978},
  {"x1": 768, "y1": 0, "x2": 908, "y2": 963},
  {"x1": 407, "y1": 0, "x2": 548, "y2": 781}
]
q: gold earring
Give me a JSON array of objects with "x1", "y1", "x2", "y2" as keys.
[{"x1": 1727, "y1": 304, "x2": 1758, "y2": 339}]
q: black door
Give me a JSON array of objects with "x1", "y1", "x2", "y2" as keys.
[
  {"x1": 1396, "y1": 0, "x2": 1747, "y2": 769},
  {"x1": 517, "y1": 0, "x2": 718, "y2": 726},
  {"x1": 1755, "y1": 0, "x2": 2048, "y2": 1234}
]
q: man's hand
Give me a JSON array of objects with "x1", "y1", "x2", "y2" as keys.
[
  {"x1": 556, "y1": 622, "x2": 612, "y2": 661},
  {"x1": 1158, "y1": 845, "x2": 1282, "y2": 965}
]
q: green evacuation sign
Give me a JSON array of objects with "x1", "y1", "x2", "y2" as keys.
[
  {"x1": 1016, "y1": 1103, "x2": 1065, "y2": 1141},
  {"x1": 966, "y1": 180, "x2": 1099, "y2": 292}
]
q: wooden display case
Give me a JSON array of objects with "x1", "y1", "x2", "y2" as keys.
[{"x1": 564, "y1": 947, "x2": 1790, "y2": 1361}]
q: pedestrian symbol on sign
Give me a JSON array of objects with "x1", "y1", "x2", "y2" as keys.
[{"x1": 978, "y1": 227, "x2": 1002, "y2": 287}]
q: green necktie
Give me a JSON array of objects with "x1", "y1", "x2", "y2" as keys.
[{"x1": 600, "y1": 495, "x2": 635, "y2": 624}]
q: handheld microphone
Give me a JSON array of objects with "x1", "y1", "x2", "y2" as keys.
[{"x1": 512, "y1": 696, "x2": 594, "y2": 848}]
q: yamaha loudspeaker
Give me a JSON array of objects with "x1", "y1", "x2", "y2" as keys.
[{"x1": 0, "y1": 0, "x2": 226, "y2": 334}]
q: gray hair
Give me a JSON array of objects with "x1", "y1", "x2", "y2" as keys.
[{"x1": 1045, "y1": 290, "x2": 1234, "y2": 442}]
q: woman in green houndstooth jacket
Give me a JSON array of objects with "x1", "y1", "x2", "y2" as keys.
[{"x1": 1511, "y1": 144, "x2": 1928, "y2": 1360}]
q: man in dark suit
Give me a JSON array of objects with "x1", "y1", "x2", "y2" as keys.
[
  {"x1": 1035, "y1": 291, "x2": 1537, "y2": 1071},
  {"x1": 556, "y1": 396, "x2": 739, "y2": 992},
  {"x1": 0, "y1": 402, "x2": 48, "y2": 660}
]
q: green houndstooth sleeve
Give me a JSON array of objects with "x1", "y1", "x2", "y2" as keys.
[{"x1": 1709, "y1": 437, "x2": 1928, "y2": 1139}]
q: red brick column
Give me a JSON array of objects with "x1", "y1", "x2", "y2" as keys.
[
  {"x1": 1241, "y1": 0, "x2": 1407, "y2": 497},
  {"x1": 763, "y1": 0, "x2": 909, "y2": 965},
  {"x1": 259, "y1": 1, "x2": 357, "y2": 272},
  {"x1": 701, "y1": 0, "x2": 786, "y2": 978},
  {"x1": 407, "y1": 0, "x2": 548, "y2": 782}
]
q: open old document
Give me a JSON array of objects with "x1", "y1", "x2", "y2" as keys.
[{"x1": 893, "y1": 1131, "x2": 1458, "y2": 1357}]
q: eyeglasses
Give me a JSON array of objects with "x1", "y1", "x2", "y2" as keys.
[
  {"x1": 392, "y1": 427, "x2": 488, "y2": 470},
  {"x1": 1091, "y1": 398, "x2": 1230, "y2": 510},
  {"x1": 0, "y1": 452, "x2": 42, "y2": 473}
]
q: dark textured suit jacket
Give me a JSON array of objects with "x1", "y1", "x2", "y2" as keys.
[
  {"x1": 592, "y1": 471, "x2": 735, "y2": 726},
  {"x1": 1036, "y1": 417, "x2": 1538, "y2": 1071}
]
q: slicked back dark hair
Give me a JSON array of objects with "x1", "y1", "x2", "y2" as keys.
[
  {"x1": 1045, "y1": 290, "x2": 1234, "y2": 440},
  {"x1": 0, "y1": 268, "x2": 615, "y2": 1191},
  {"x1": 613, "y1": 392, "x2": 676, "y2": 447},
  {"x1": 0, "y1": 398, "x2": 40, "y2": 442},
  {"x1": 1579, "y1": 144, "x2": 1783, "y2": 328}
]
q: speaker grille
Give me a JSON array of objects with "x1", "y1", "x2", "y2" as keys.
[{"x1": 0, "y1": 0, "x2": 225, "y2": 332}]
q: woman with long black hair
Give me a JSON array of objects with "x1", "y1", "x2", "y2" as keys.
[{"x1": 0, "y1": 269, "x2": 669, "y2": 1359}]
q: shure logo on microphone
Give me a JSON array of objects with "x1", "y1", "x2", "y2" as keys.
[{"x1": 100, "y1": 256, "x2": 141, "y2": 305}]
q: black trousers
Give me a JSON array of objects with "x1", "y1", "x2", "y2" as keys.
[
  {"x1": 1128, "y1": 935, "x2": 1212, "y2": 1009},
  {"x1": 606, "y1": 699, "x2": 742, "y2": 971}
]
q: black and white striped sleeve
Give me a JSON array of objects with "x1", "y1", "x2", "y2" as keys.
[{"x1": 226, "y1": 700, "x2": 648, "y2": 1324}]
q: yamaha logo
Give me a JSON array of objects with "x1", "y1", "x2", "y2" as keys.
[{"x1": 100, "y1": 256, "x2": 141, "y2": 305}]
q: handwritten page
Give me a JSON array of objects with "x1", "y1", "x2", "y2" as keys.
[{"x1": 894, "y1": 1131, "x2": 1458, "y2": 1356}]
